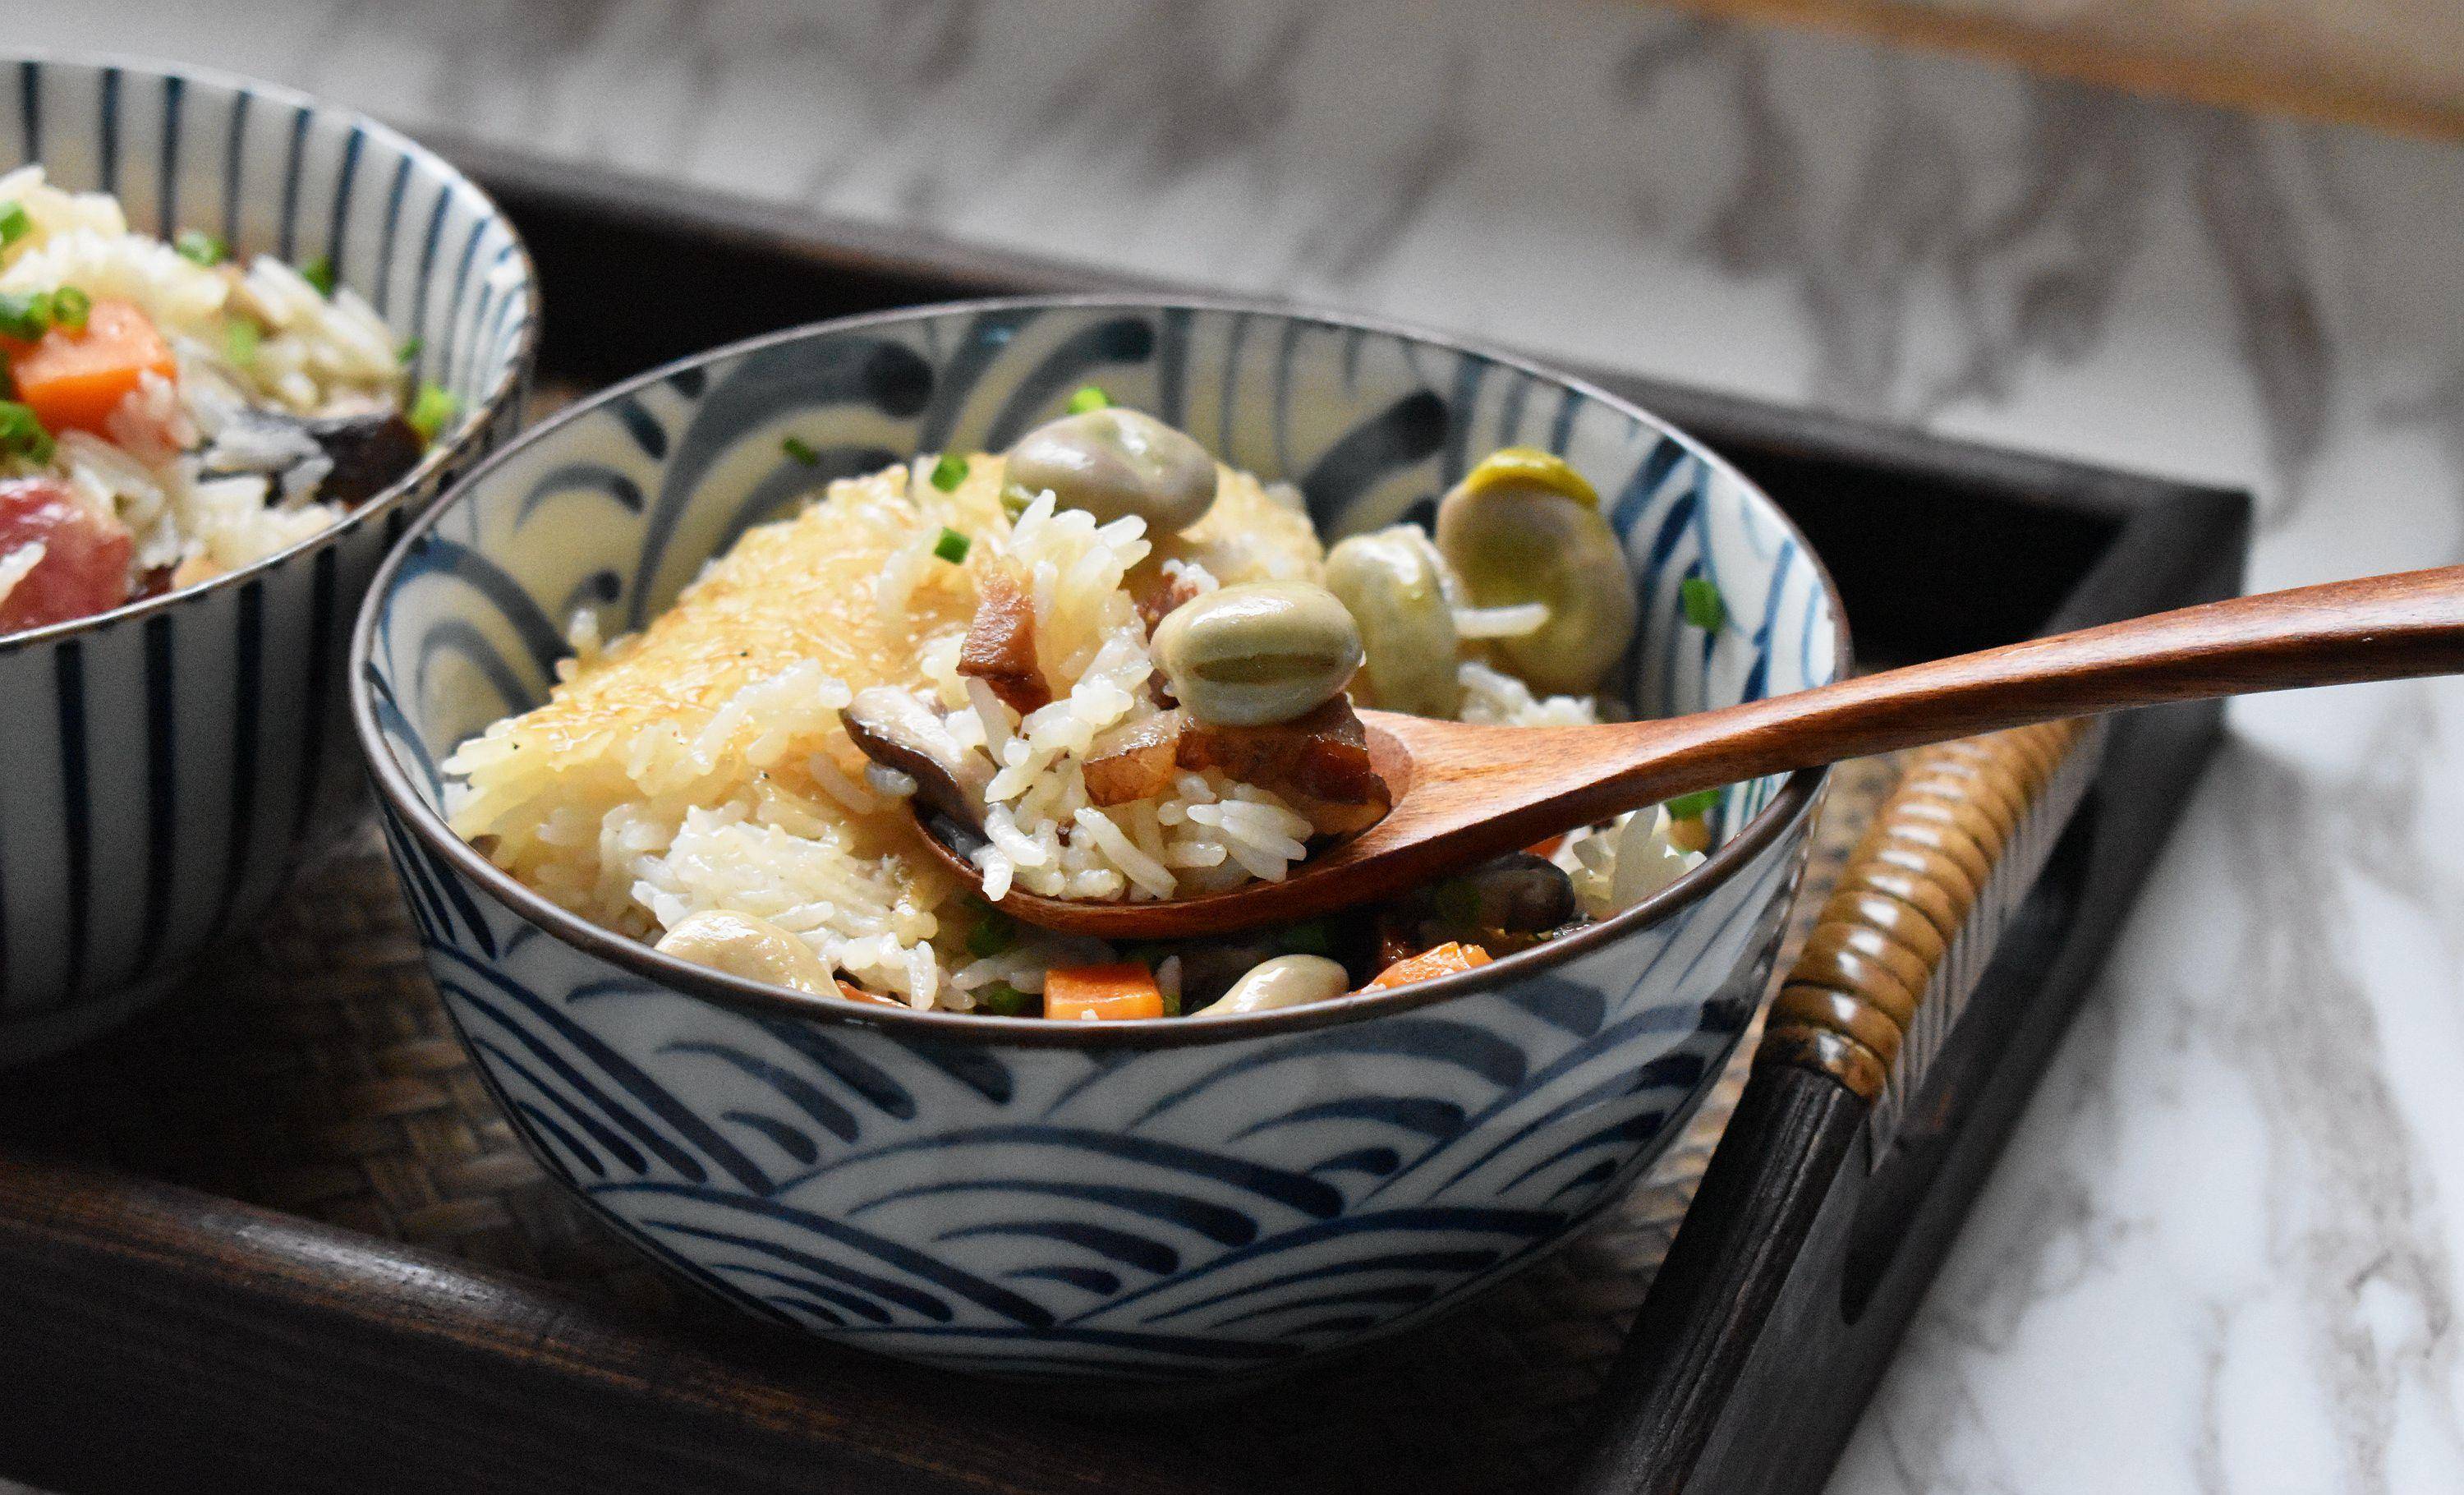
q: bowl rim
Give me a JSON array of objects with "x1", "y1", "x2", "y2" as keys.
[
  {"x1": 350, "y1": 292, "x2": 1852, "y2": 1049},
  {"x1": 0, "y1": 48, "x2": 540, "y2": 658}
]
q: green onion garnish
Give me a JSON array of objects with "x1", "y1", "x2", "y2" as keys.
[
  {"x1": 224, "y1": 319, "x2": 260, "y2": 368},
  {"x1": 1280, "y1": 921, "x2": 1334, "y2": 956},
  {"x1": 782, "y1": 435, "x2": 821, "y2": 467},
  {"x1": 932, "y1": 527, "x2": 972, "y2": 564},
  {"x1": 50, "y1": 287, "x2": 89, "y2": 333},
  {"x1": 1680, "y1": 576, "x2": 1726, "y2": 632},
  {"x1": 0, "y1": 400, "x2": 53, "y2": 464},
  {"x1": 301, "y1": 255, "x2": 336, "y2": 297},
  {"x1": 930, "y1": 453, "x2": 968, "y2": 492},
  {"x1": 963, "y1": 907, "x2": 1017, "y2": 959},
  {"x1": 974, "y1": 982, "x2": 1037, "y2": 1017},
  {"x1": 407, "y1": 381, "x2": 457, "y2": 442},
  {"x1": 174, "y1": 228, "x2": 225, "y2": 266},
  {"x1": 398, "y1": 336, "x2": 423, "y2": 367},
  {"x1": 0, "y1": 291, "x2": 50, "y2": 342},
  {"x1": 1666, "y1": 788, "x2": 1722, "y2": 820},
  {"x1": 999, "y1": 485, "x2": 1032, "y2": 520},
  {"x1": 1066, "y1": 384, "x2": 1110, "y2": 415},
  {"x1": 0, "y1": 202, "x2": 29, "y2": 249}
]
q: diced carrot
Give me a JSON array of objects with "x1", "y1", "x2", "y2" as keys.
[
  {"x1": 1363, "y1": 941, "x2": 1492, "y2": 991},
  {"x1": 834, "y1": 978, "x2": 903, "y2": 1009},
  {"x1": 1524, "y1": 834, "x2": 1566, "y2": 860},
  {"x1": 1045, "y1": 962, "x2": 1166, "y2": 1021},
  {"x1": 4, "y1": 298, "x2": 177, "y2": 436}
]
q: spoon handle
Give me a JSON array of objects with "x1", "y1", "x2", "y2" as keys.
[{"x1": 1624, "y1": 563, "x2": 2464, "y2": 801}]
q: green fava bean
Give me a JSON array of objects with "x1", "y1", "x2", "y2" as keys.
[
  {"x1": 1435, "y1": 448, "x2": 1637, "y2": 696},
  {"x1": 1324, "y1": 525, "x2": 1463, "y2": 718},
  {"x1": 1003, "y1": 407, "x2": 1218, "y2": 532},
  {"x1": 1152, "y1": 581, "x2": 1363, "y2": 727}
]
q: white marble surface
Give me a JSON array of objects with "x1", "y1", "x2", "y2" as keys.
[{"x1": 21, "y1": 2, "x2": 2464, "y2": 1490}]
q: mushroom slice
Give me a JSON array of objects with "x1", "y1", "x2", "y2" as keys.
[
  {"x1": 205, "y1": 407, "x2": 427, "y2": 506},
  {"x1": 957, "y1": 560, "x2": 1050, "y2": 715},
  {"x1": 839, "y1": 687, "x2": 992, "y2": 828},
  {"x1": 1083, "y1": 710, "x2": 1184, "y2": 806},
  {"x1": 1175, "y1": 697, "x2": 1392, "y2": 837}
]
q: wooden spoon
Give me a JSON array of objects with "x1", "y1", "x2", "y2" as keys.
[{"x1": 911, "y1": 565, "x2": 2464, "y2": 938}]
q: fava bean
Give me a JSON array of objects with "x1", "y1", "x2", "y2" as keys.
[
  {"x1": 1004, "y1": 408, "x2": 1217, "y2": 532},
  {"x1": 1435, "y1": 447, "x2": 1636, "y2": 696},
  {"x1": 1152, "y1": 581, "x2": 1363, "y2": 726}
]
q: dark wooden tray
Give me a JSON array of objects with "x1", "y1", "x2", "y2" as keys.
[{"x1": 0, "y1": 140, "x2": 2250, "y2": 1495}]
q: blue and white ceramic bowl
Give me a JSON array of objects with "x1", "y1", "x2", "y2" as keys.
[
  {"x1": 353, "y1": 298, "x2": 1844, "y2": 1380},
  {"x1": 0, "y1": 56, "x2": 535, "y2": 1064}
]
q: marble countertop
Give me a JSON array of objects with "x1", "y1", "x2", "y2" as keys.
[{"x1": 22, "y1": 2, "x2": 2464, "y2": 1489}]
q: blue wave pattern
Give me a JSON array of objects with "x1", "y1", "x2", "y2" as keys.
[
  {"x1": 361, "y1": 301, "x2": 1836, "y2": 1377},
  {"x1": 0, "y1": 59, "x2": 532, "y2": 1060}
]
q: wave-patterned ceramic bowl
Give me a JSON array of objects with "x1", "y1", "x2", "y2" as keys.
[
  {"x1": 0, "y1": 56, "x2": 534, "y2": 1064},
  {"x1": 354, "y1": 297, "x2": 1843, "y2": 1380}
]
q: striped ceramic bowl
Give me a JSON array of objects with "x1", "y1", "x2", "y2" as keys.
[
  {"x1": 354, "y1": 297, "x2": 1843, "y2": 1379},
  {"x1": 0, "y1": 55, "x2": 535, "y2": 1063}
]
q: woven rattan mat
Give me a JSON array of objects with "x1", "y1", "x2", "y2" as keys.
[{"x1": 0, "y1": 757, "x2": 1898, "y2": 1493}]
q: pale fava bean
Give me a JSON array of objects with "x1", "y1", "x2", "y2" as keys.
[
  {"x1": 655, "y1": 910, "x2": 834, "y2": 995},
  {"x1": 1435, "y1": 447, "x2": 1637, "y2": 696},
  {"x1": 1152, "y1": 580, "x2": 1363, "y2": 727},
  {"x1": 1323, "y1": 525, "x2": 1463, "y2": 718},
  {"x1": 1200, "y1": 954, "x2": 1352, "y2": 1016},
  {"x1": 1003, "y1": 408, "x2": 1218, "y2": 531}
]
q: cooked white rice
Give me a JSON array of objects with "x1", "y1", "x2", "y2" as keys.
[
  {"x1": 446, "y1": 448, "x2": 1704, "y2": 1012},
  {"x1": 0, "y1": 165, "x2": 412, "y2": 610}
]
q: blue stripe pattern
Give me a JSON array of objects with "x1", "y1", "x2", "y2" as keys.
[
  {"x1": 356, "y1": 299, "x2": 1841, "y2": 1379},
  {"x1": 0, "y1": 57, "x2": 536, "y2": 1062}
]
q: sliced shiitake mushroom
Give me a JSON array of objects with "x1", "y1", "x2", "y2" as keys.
[{"x1": 839, "y1": 687, "x2": 992, "y2": 829}]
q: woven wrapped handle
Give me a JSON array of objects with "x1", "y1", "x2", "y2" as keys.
[{"x1": 1756, "y1": 718, "x2": 2093, "y2": 1105}]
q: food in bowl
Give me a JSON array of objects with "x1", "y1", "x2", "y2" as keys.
[
  {"x1": 443, "y1": 393, "x2": 1724, "y2": 1019},
  {"x1": 356, "y1": 297, "x2": 1841, "y2": 1377},
  {"x1": 0, "y1": 167, "x2": 448, "y2": 634}
]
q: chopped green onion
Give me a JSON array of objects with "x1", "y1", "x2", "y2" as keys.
[
  {"x1": 782, "y1": 435, "x2": 821, "y2": 467},
  {"x1": 0, "y1": 291, "x2": 50, "y2": 342},
  {"x1": 300, "y1": 255, "x2": 336, "y2": 297},
  {"x1": 1680, "y1": 576, "x2": 1726, "y2": 632},
  {"x1": 224, "y1": 318, "x2": 260, "y2": 368},
  {"x1": 398, "y1": 336, "x2": 423, "y2": 367},
  {"x1": 974, "y1": 982, "x2": 1037, "y2": 1017},
  {"x1": 407, "y1": 381, "x2": 457, "y2": 442},
  {"x1": 932, "y1": 527, "x2": 972, "y2": 564},
  {"x1": 1280, "y1": 921, "x2": 1335, "y2": 957},
  {"x1": 1065, "y1": 384, "x2": 1110, "y2": 415},
  {"x1": 0, "y1": 202, "x2": 29, "y2": 249},
  {"x1": 0, "y1": 400, "x2": 53, "y2": 464},
  {"x1": 930, "y1": 453, "x2": 969, "y2": 492},
  {"x1": 963, "y1": 908, "x2": 1017, "y2": 959},
  {"x1": 1665, "y1": 788, "x2": 1722, "y2": 820},
  {"x1": 50, "y1": 286, "x2": 90, "y2": 333},
  {"x1": 173, "y1": 228, "x2": 225, "y2": 266},
  {"x1": 1000, "y1": 485, "x2": 1032, "y2": 520},
  {"x1": 1160, "y1": 987, "x2": 1183, "y2": 1018}
]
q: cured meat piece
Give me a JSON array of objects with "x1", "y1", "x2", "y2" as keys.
[
  {"x1": 1175, "y1": 697, "x2": 1392, "y2": 837},
  {"x1": 0, "y1": 476, "x2": 133, "y2": 632},
  {"x1": 957, "y1": 561, "x2": 1050, "y2": 715}
]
